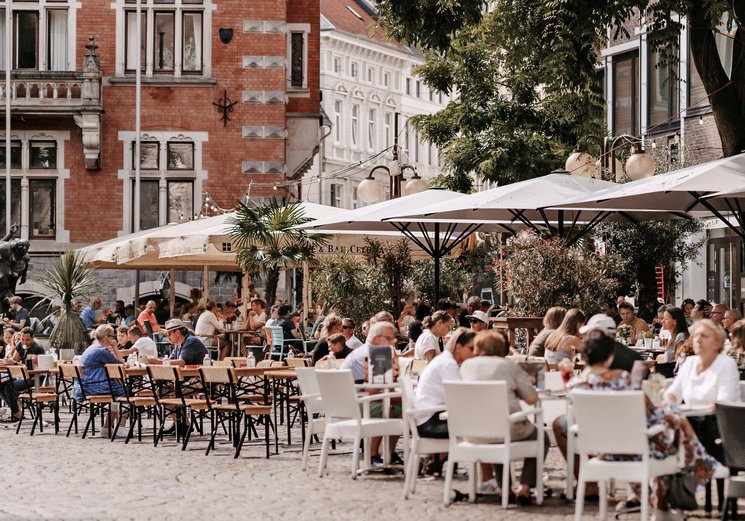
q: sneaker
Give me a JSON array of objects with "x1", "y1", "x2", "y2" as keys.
[
  {"x1": 390, "y1": 452, "x2": 405, "y2": 466},
  {"x1": 714, "y1": 463, "x2": 730, "y2": 479},
  {"x1": 477, "y1": 478, "x2": 501, "y2": 496},
  {"x1": 370, "y1": 454, "x2": 384, "y2": 465},
  {"x1": 0, "y1": 407, "x2": 9, "y2": 418}
]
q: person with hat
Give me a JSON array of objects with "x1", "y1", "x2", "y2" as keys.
[
  {"x1": 466, "y1": 309, "x2": 489, "y2": 332},
  {"x1": 122, "y1": 304, "x2": 136, "y2": 326},
  {"x1": 147, "y1": 318, "x2": 207, "y2": 366},
  {"x1": 580, "y1": 313, "x2": 642, "y2": 372}
]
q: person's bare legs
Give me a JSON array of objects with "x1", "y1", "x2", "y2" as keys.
[{"x1": 552, "y1": 417, "x2": 598, "y2": 497}]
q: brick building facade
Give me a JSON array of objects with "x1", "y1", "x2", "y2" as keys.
[{"x1": 1, "y1": 0, "x2": 320, "y2": 306}]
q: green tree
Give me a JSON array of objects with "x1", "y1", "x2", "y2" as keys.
[
  {"x1": 376, "y1": 0, "x2": 745, "y2": 162},
  {"x1": 37, "y1": 250, "x2": 99, "y2": 354},
  {"x1": 228, "y1": 199, "x2": 326, "y2": 306}
]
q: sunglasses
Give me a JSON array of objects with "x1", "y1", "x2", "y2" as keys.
[{"x1": 342, "y1": 325, "x2": 353, "y2": 330}]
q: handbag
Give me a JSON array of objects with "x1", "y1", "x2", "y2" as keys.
[{"x1": 667, "y1": 468, "x2": 698, "y2": 511}]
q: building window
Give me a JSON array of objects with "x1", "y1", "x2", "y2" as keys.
[
  {"x1": 0, "y1": 141, "x2": 22, "y2": 169},
  {"x1": 384, "y1": 112, "x2": 392, "y2": 148},
  {"x1": 133, "y1": 180, "x2": 159, "y2": 231},
  {"x1": 350, "y1": 61, "x2": 358, "y2": 79},
  {"x1": 416, "y1": 81, "x2": 421, "y2": 98},
  {"x1": 612, "y1": 52, "x2": 639, "y2": 136},
  {"x1": 413, "y1": 131, "x2": 420, "y2": 162},
  {"x1": 333, "y1": 56, "x2": 341, "y2": 73},
  {"x1": 167, "y1": 180, "x2": 193, "y2": 223},
  {"x1": 124, "y1": 3, "x2": 205, "y2": 76},
  {"x1": 0, "y1": 180, "x2": 21, "y2": 235},
  {"x1": 367, "y1": 108, "x2": 376, "y2": 149},
  {"x1": 352, "y1": 182, "x2": 358, "y2": 209},
  {"x1": 134, "y1": 142, "x2": 160, "y2": 170},
  {"x1": 289, "y1": 31, "x2": 304, "y2": 87},
  {"x1": 383, "y1": 71, "x2": 390, "y2": 87},
  {"x1": 30, "y1": 141, "x2": 57, "y2": 169},
  {"x1": 351, "y1": 104, "x2": 359, "y2": 146},
  {"x1": 688, "y1": 19, "x2": 736, "y2": 110},
  {"x1": 30, "y1": 179, "x2": 56, "y2": 238},
  {"x1": 406, "y1": 78, "x2": 411, "y2": 95},
  {"x1": 0, "y1": 7, "x2": 70, "y2": 71},
  {"x1": 334, "y1": 100, "x2": 343, "y2": 143},
  {"x1": 367, "y1": 66, "x2": 374, "y2": 83},
  {"x1": 648, "y1": 47, "x2": 679, "y2": 128},
  {"x1": 330, "y1": 183, "x2": 342, "y2": 207},
  {"x1": 167, "y1": 142, "x2": 194, "y2": 169}
]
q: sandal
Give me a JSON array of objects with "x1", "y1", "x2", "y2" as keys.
[{"x1": 516, "y1": 493, "x2": 533, "y2": 506}]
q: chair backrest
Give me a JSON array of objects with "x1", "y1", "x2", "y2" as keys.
[
  {"x1": 295, "y1": 367, "x2": 324, "y2": 414},
  {"x1": 263, "y1": 326, "x2": 284, "y2": 348},
  {"x1": 286, "y1": 358, "x2": 307, "y2": 368},
  {"x1": 410, "y1": 359, "x2": 428, "y2": 376},
  {"x1": 199, "y1": 366, "x2": 231, "y2": 384},
  {"x1": 544, "y1": 371, "x2": 565, "y2": 392},
  {"x1": 257, "y1": 360, "x2": 273, "y2": 368},
  {"x1": 443, "y1": 381, "x2": 512, "y2": 441},
  {"x1": 143, "y1": 320, "x2": 155, "y2": 339},
  {"x1": 270, "y1": 361, "x2": 285, "y2": 368},
  {"x1": 716, "y1": 401, "x2": 745, "y2": 470},
  {"x1": 58, "y1": 363, "x2": 78, "y2": 379},
  {"x1": 105, "y1": 363, "x2": 121, "y2": 380},
  {"x1": 399, "y1": 374, "x2": 420, "y2": 434},
  {"x1": 226, "y1": 357, "x2": 246, "y2": 368},
  {"x1": 570, "y1": 389, "x2": 648, "y2": 456},
  {"x1": 315, "y1": 369, "x2": 361, "y2": 420},
  {"x1": 147, "y1": 364, "x2": 178, "y2": 382},
  {"x1": 214, "y1": 359, "x2": 233, "y2": 367},
  {"x1": 7, "y1": 365, "x2": 28, "y2": 380}
]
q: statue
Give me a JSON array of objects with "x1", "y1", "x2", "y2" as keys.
[{"x1": 0, "y1": 224, "x2": 30, "y2": 314}]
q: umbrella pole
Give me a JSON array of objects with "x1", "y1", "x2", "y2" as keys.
[
  {"x1": 203, "y1": 266, "x2": 210, "y2": 299},
  {"x1": 434, "y1": 223, "x2": 440, "y2": 305},
  {"x1": 302, "y1": 261, "x2": 310, "y2": 328},
  {"x1": 169, "y1": 268, "x2": 176, "y2": 318},
  {"x1": 134, "y1": 270, "x2": 140, "y2": 309}
]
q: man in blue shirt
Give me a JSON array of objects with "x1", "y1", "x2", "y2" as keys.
[
  {"x1": 80, "y1": 297, "x2": 102, "y2": 329},
  {"x1": 147, "y1": 318, "x2": 207, "y2": 366}
]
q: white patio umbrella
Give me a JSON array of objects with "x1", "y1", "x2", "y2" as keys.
[
  {"x1": 298, "y1": 187, "x2": 502, "y2": 302},
  {"x1": 385, "y1": 172, "x2": 693, "y2": 245},
  {"x1": 547, "y1": 153, "x2": 745, "y2": 238}
]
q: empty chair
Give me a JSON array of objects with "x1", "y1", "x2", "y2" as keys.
[
  {"x1": 315, "y1": 369, "x2": 407, "y2": 478},
  {"x1": 400, "y1": 373, "x2": 449, "y2": 499},
  {"x1": 295, "y1": 367, "x2": 326, "y2": 471},
  {"x1": 571, "y1": 390, "x2": 679, "y2": 521},
  {"x1": 715, "y1": 400, "x2": 745, "y2": 520},
  {"x1": 442, "y1": 381, "x2": 544, "y2": 508}
]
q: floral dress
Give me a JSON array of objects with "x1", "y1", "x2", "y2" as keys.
[{"x1": 569, "y1": 369, "x2": 717, "y2": 509}]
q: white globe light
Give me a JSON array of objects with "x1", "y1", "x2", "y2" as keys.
[
  {"x1": 565, "y1": 151, "x2": 596, "y2": 177},
  {"x1": 403, "y1": 177, "x2": 429, "y2": 195},
  {"x1": 387, "y1": 159, "x2": 401, "y2": 176},
  {"x1": 625, "y1": 149, "x2": 656, "y2": 180},
  {"x1": 357, "y1": 177, "x2": 383, "y2": 203}
]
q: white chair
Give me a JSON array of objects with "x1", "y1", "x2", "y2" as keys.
[
  {"x1": 739, "y1": 381, "x2": 745, "y2": 402},
  {"x1": 400, "y1": 374, "x2": 450, "y2": 499},
  {"x1": 571, "y1": 390, "x2": 679, "y2": 521},
  {"x1": 315, "y1": 369, "x2": 408, "y2": 479},
  {"x1": 544, "y1": 371, "x2": 565, "y2": 391},
  {"x1": 295, "y1": 367, "x2": 326, "y2": 471},
  {"x1": 442, "y1": 381, "x2": 544, "y2": 508}
]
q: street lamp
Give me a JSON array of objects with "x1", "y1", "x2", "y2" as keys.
[
  {"x1": 356, "y1": 163, "x2": 428, "y2": 203},
  {"x1": 565, "y1": 135, "x2": 655, "y2": 181}
]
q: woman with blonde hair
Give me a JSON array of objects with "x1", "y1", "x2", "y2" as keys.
[
  {"x1": 528, "y1": 306, "x2": 567, "y2": 357},
  {"x1": 728, "y1": 319, "x2": 745, "y2": 366},
  {"x1": 398, "y1": 303, "x2": 416, "y2": 336},
  {"x1": 544, "y1": 308, "x2": 585, "y2": 364}
]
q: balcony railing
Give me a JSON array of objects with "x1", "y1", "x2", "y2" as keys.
[{"x1": 0, "y1": 72, "x2": 100, "y2": 113}]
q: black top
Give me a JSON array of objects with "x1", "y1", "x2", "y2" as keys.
[
  {"x1": 609, "y1": 342, "x2": 643, "y2": 372},
  {"x1": 278, "y1": 318, "x2": 301, "y2": 345},
  {"x1": 310, "y1": 339, "x2": 330, "y2": 366},
  {"x1": 17, "y1": 341, "x2": 45, "y2": 363}
]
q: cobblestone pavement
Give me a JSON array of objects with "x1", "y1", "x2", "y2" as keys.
[{"x1": 0, "y1": 412, "x2": 714, "y2": 521}]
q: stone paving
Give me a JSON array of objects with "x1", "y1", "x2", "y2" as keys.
[{"x1": 0, "y1": 411, "x2": 715, "y2": 521}]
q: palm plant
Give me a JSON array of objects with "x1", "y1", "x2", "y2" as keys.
[
  {"x1": 228, "y1": 199, "x2": 326, "y2": 305},
  {"x1": 36, "y1": 250, "x2": 99, "y2": 354}
]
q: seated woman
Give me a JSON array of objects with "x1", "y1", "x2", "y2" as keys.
[
  {"x1": 660, "y1": 306, "x2": 689, "y2": 365},
  {"x1": 727, "y1": 319, "x2": 745, "y2": 366},
  {"x1": 460, "y1": 329, "x2": 549, "y2": 505},
  {"x1": 195, "y1": 300, "x2": 228, "y2": 359},
  {"x1": 73, "y1": 324, "x2": 127, "y2": 404},
  {"x1": 544, "y1": 308, "x2": 585, "y2": 364},
  {"x1": 528, "y1": 306, "x2": 566, "y2": 357},
  {"x1": 553, "y1": 330, "x2": 723, "y2": 513}
]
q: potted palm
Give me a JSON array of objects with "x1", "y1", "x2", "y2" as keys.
[{"x1": 36, "y1": 250, "x2": 98, "y2": 355}]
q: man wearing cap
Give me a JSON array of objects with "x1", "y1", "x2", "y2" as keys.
[
  {"x1": 466, "y1": 310, "x2": 489, "y2": 332},
  {"x1": 147, "y1": 319, "x2": 207, "y2": 366},
  {"x1": 459, "y1": 296, "x2": 481, "y2": 328},
  {"x1": 580, "y1": 314, "x2": 642, "y2": 372}
]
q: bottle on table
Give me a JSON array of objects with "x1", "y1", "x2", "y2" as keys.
[
  {"x1": 203, "y1": 353, "x2": 212, "y2": 367},
  {"x1": 327, "y1": 350, "x2": 336, "y2": 369},
  {"x1": 127, "y1": 352, "x2": 138, "y2": 368},
  {"x1": 247, "y1": 351, "x2": 256, "y2": 368}
]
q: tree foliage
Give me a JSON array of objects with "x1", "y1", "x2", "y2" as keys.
[
  {"x1": 376, "y1": 0, "x2": 745, "y2": 173},
  {"x1": 228, "y1": 199, "x2": 327, "y2": 305}
]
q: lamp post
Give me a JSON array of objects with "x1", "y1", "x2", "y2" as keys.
[{"x1": 565, "y1": 135, "x2": 656, "y2": 181}]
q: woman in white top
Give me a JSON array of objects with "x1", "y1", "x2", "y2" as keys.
[
  {"x1": 195, "y1": 300, "x2": 225, "y2": 345},
  {"x1": 665, "y1": 319, "x2": 739, "y2": 410},
  {"x1": 414, "y1": 311, "x2": 452, "y2": 362}
]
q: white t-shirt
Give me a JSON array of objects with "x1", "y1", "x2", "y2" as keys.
[
  {"x1": 665, "y1": 353, "x2": 739, "y2": 409},
  {"x1": 414, "y1": 329, "x2": 439, "y2": 360},
  {"x1": 133, "y1": 336, "x2": 158, "y2": 363},
  {"x1": 195, "y1": 310, "x2": 224, "y2": 340},
  {"x1": 414, "y1": 350, "x2": 459, "y2": 425},
  {"x1": 346, "y1": 334, "x2": 363, "y2": 350},
  {"x1": 341, "y1": 343, "x2": 369, "y2": 382}
]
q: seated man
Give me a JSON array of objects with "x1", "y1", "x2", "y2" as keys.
[
  {"x1": 276, "y1": 304, "x2": 304, "y2": 354},
  {"x1": 314, "y1": 332, "x2": 351, "y2": 366},
  {"x1": 147, "y1": 319, "x2": 207, "y2": 366},
  {"x1": 3, "y1": 296, "x2": 30, "y2": 330},
  {"x1": 0, "y1": 327, "x2": 45, "y2": 422},
  {"x1": 128, "y1": 325, "x2": 159, "y2": 363}
]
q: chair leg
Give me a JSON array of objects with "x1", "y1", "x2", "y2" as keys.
[
  {"x1": 599, "y1": 480, "x2": 608, "y2": 521},
  {"x1": 443, "y1": 459, "x2": 455, "y2": 506},
  {"x1": 318, "y1": 434, "x2": 330, "y2": 477},
  {"x1": 640, "y1": 476, "x2": 650, "y2": 521},
  {"x1": 403, "y1": 453, "x2": 418, "y2": 499},
  {"x1": 502, "y1": 460, "x2": 511, "y2": 509},
  {"x1": 469, "y1": 462, "x2": 477, "y2": 503},
  {"x1": 575, "y1": 476, "x2": 587, "y2": 521},
  {"x1": 301, "y1": 423, "x2": 313, "y2": 471},
  {"x1": 53, "y1": 401, "x2": 60, "y2": 435},
  {"x1": 351, "y1": 434, "x2": 362, "y2": 479}
]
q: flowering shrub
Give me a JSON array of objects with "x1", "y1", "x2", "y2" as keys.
[{"x1": 495, "y1": 230, "x2": 620, "y2": 316}]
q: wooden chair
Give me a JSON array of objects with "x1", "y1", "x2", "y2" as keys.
[
  {"x1": 286, "y1": 358, "x2": 309, "y2": 368},
  {"x1": 107, "y1": 364, "x2": 158, "y2": 444},
  {"x1": 8, "y1": 365, "x2": 59, "y2": 436},
  {"x1": 72, "y1": 364, "x2": 114, "y2": 439},
  {"x1": 57, "y1": 364, "x2": 83, "y2": 436}
]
